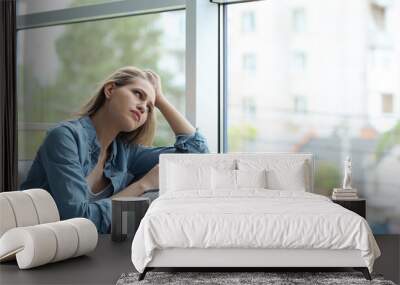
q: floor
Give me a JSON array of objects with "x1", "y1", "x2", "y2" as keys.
[
  {"x1": 0, "y1": 235, "x2": 398, "y2": 285},
  {"x1": 374, "y1": 234, "x2": 400, "y2": 284}
]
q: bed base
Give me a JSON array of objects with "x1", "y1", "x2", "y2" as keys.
[
  {"x1": 137, "y1": 248, "x2": 372, "y2": 281},
  {"x1": 138, "y1": 267, "x2": 371, "y2": 281},
  {"x1": 354, "y1": 267, "x2": 372, "y2": 280}
]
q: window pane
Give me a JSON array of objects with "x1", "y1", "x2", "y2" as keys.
[
  {"x1": 17, "y1": 11, "x2": 185, "y2": 161},
  {"x1": 227, "y1": 0, "x2": 400, "y2": 234},
  {"x1": 17, "y1": 0, "x2": 120, "y2": 15},
  {"x1": 292, "y1": 7, "x2": 306, "y2": 33},
  {"x1": 242, "y1": 11, "x2": 256, "y2": 33},
  {"x1": 381, "y1": 93, "x2": 394, "y2": 113}
]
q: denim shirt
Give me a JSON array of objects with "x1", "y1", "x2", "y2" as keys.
[{"x1": 20, "y1": 115, "x2": 210, "y2": 233}]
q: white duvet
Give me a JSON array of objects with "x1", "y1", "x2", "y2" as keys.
[{"x1": 131, "y1": 190, "x2": 380, "y2": 273}]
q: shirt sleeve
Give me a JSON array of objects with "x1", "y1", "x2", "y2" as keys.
[
  {"x1": 39, "y1": 126, "x2": 111, "y2": 234},
  {"x1": 127, "y1": 128, "x2": 209, "y2": 181}
]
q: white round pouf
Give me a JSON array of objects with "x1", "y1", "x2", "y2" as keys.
[
  {"x1": 24, "y1": 189, "x2": 60, "y2": 224},
  {"x1": 0, "y1": 189, "x2": 98, "y2": 269},
  {"x1": 0, "y1": 196, "x2": 17, "y2": 237}
]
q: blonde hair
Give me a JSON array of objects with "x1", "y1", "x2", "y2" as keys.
[{"x1": 74, "y1": 66, "x2": 158, "y2": 146}]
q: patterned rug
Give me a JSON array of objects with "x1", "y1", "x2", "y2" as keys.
[{"x1": 116, "y1": 271, "x2": 396, "y2": 285}]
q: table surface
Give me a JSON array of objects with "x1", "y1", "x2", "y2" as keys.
[{"x1": 1, "y1": 234, "x2": 398, "y2": 285}]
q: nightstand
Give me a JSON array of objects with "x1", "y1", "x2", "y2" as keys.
[
  {"x1": 111, "y1": 197, "x2": 150, "y2": 242},
  {"x1": 332, "y1": 198, "x2": 366, "y2": 218}
]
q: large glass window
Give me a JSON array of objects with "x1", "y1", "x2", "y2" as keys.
[
  {"x1": 226, "y1": 0, "x2": 400, "y2": 234},
  {"x1": 17, "y1": 10, "x2": 185, "y2": 161}
]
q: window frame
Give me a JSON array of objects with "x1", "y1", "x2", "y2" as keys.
[{"x1": 16, "y1": 0, "x2": 186, "y2": 29}]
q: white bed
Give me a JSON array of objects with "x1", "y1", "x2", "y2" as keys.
[{"x1": 131, "y1": 153, "x2": 380, "y2": 280}]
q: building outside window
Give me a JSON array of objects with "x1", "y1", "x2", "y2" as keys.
[
  {"x1": 242, "y1": 53, "x2": 257, "y2": 75},
  {"x1": 381, "y1": 93, "x2": 394, "y2": 114},
  {"x1": 227, "y1": 0, "x2": 400, "y2": 234},
  {"x1": 292, "y1": 7, "x2": 306, "y2": 34},
  {"x1": 241, "y1": 10, "x2": 256, "y2": 33},
  {"x1": 370, "y1": 3, "x2": 387, "y2": 32},
  {"x1": 293, "y1": 95, "x2": 307, "y2": 113},
  {"x1": 242, "y1": 96, "x2": 257, "y2": 120},
  {"x1": 292, "y1": 51, "x2": 307, "y2": 73}
]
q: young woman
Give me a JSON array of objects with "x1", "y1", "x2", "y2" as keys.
[{"x1": 20, "y1": 66, "x2": 209, "y2": 234}]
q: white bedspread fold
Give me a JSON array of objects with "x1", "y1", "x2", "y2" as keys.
[{"x1": 131, "y1": 190, "x2": 380, "y2": 273}]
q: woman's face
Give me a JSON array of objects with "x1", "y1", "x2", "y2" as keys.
[{"x1": 105, "y1": 78, "x2": 156, "y2": 132}]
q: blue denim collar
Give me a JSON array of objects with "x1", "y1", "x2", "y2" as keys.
[{"x1": 79, "y1": 115, "x2": 117, "y2": 160}]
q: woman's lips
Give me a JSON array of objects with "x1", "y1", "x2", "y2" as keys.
[{"x1": 130, "y1": 110, "x2": 141, "y2": 121}]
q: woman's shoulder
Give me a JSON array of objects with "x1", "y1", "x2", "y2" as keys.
[
  {"x1": 44, "y1": 117, "x2": 86, "y2": 144},
  {"x1": 36, "y1": 117, "x2": 92, "y2": 159}
]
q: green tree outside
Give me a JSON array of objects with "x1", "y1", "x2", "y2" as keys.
[
  {"x1": 375, "y1": 120, "x2": 400, "y2": 161},
  {"x1": 314, "y1": 161, "x2": 341, "y2": 197},
  {"x1": 228, "y1": 123, "x2": 258, "y2": 152}
]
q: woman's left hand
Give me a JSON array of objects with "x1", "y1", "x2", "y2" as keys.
[
  {"x1": 146, "y1": 69, "x2": 196, "y2": 136},
  {"x1": 146, "y1": 70, "x2": 166, "y2": 108}
]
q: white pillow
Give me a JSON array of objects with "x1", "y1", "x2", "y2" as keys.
[
  {"x1": 211, "y1": 168, "x2": 268, "y2": 190},
  {"x1": 236, "y1": 169, "x2": 268, "y2": 189},
  {"x1": 238, "y1": 159, "x2": 307, "y2": 191},
  {"x1": 211, "y1": 168, "x2": 237, "y2": 190},
  {"x1": 267, "y1": 164, "x2": 306, "y2": 191},
  {"x1": 167, "y1": 162, "x2": 211, "y2": 191}
]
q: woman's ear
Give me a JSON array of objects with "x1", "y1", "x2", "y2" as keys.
[{"x1": 104, "y1": 82, "x2": 115, "y2": 99}]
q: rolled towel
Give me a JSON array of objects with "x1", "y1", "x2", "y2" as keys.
[{"x1": 0, "y1": 218, "x2": 98, "y2": 269}]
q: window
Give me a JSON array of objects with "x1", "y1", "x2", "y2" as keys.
[
  {"x1": 226, "y1": 0, "x2": 400, "y2": 234},
  {"x1": 370, "y1": 49, "x2": 393, "y2": 71},
  {"x1": 293, "y1": 96, "x2": 307, "y2": 113},
  {"x1": 292, "y1": 51, "x2": 307, "y2": 73},
  {"x1": 242, "y1": 97, "x2": 256, "y2": 119},
  {"x1": 241, "y1": 11, "x2": 255, "y2": 33},
  {"x1": 292, "y1": 7, "x2": 306, "y2": 34},
  {"x1": 370, "y1": 3, "x2": 387, "y2": 32},
  {"x1": 17, "y1": 10, "x2": 185, "y2": 160},
  {"x1": 242, "y1": 53, "x2": 257, "y2": 75},
  {"x1": 381, "y1": 93, "x2": 394, "y2": 114}
]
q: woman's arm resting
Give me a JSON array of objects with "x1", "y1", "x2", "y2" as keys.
[
  {"x1": 112, "y1": 165, "x2": 159, "y2": 198},
  {"x1": 127, "y1": 130, "x2": 209, "y2": 180}
]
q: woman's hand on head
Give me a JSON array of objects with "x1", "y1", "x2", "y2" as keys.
[{"x1": 145, "y1": 70, "x2": 166, "y2": 108}]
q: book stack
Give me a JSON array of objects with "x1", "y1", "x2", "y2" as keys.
[{"x1": 332, "y1": 188, "x2": 358, "y2": 200}]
